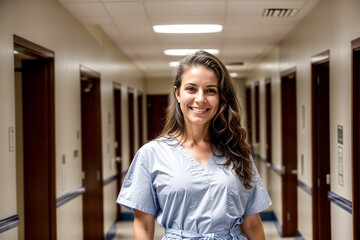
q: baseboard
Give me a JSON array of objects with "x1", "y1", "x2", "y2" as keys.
[
  {"x1": 105, "y1": 221, "x2": 117, "y2": 240},
  {"x1": 120, "y1": 212, "x2": 134, "y2": 221},
  {"x1": 259, "y1": 211, "x2": 276, "y2": 221}
]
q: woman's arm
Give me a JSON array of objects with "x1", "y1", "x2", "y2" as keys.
[
  {"x1": 240, "y1": 213, "x2": 266, "y2": 240},
  {"x1": 133, "y1": 209, "x2": 155, "y2": 240}
]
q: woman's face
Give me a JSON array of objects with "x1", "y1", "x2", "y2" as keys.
[{"x1": 174, "y1": 66, "x2": 219, "y2": 129}]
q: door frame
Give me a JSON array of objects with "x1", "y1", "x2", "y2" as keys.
[
  {"x1": 280, "y1": 67, "x2": 298, "y2": 237},
  {"x1": 352, "y1": 37, "x2": 360, "y2": 240},
  {"x1": 14, "y1": 35, "x2": 56, "y2": 240},
  {"x1": 311, "y1": 50, "x2": 331, "y2": 240}
]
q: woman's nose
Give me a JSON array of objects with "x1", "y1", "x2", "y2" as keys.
[{"x1": 195, "y1": 91, "x2": 206, "y2": 103}]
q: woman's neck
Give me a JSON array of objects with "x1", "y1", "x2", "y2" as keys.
[{"x1": 178, "y1": 124, "x2": 210, "y2": 145}]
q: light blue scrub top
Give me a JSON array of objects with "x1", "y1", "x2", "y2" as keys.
[{"x1": 117, "y1": 137, "x2": 272, "y2": 239}]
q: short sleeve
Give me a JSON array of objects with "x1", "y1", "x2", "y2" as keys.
[
  {"x1": 116, "y1": 147, "x2": 159, "y2": 216},
  {"x1": 244, "y1": 162, "x2": 272, "y2": 215}
]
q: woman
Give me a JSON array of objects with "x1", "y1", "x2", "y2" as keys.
[{"x1": 117, "y1": 50, "x2": 271, "y2": 239}]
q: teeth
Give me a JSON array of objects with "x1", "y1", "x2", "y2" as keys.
[{"x1": 191, "y1": 107, "x2": 207, "y2": 112}]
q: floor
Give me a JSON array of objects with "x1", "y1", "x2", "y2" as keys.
[{"x1": 113, "y1": 221, "x2": 299, "y2": 240}]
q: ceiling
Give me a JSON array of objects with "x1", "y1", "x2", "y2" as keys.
[{"x1": 58, "y1": 0, "x2": 320, "y2": 79}]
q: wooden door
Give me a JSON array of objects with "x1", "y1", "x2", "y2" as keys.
[
  {"x1": 146, "y1": 95, "x2": 168, "y2": 140},
  {"x1": 254, "y1": 84, "x2": 260, "y2": 143},
  {"x1": 281, "y1": 69, "x2": 298, "y2": 236},
  {"x1": 245, "y1": 87, "x2": 253, "y2": 146},
  {"x1": 311, "y1": 51, "x2": 331, "y2": 240},
  {"x1": 352, "y1": 38, "x2": 360, "y2": 240},
  {"x1": 113, "y1": 83, "x2": 122, "y2": 220},
  {"x1": 265, "y1": 79, "x2": 272, "y2": 163},
  {"x1": 80, "y1": 66, "x2": 104, "y2": 240},
  {"x1": 128, "y1": 88, "x2": 135, "y2": 160},
  {"x1": 137, "y1": 92, "x2": 144, "y2": 147},
  {"x1": 14, "y1": 35, "x2": 57, "y2": 240}
]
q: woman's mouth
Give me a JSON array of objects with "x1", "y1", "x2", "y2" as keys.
[{"x1": 189, "y1": 107, "x2": 208, "y2": 113}]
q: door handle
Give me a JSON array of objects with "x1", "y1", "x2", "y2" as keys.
[
  {"x1": 97, "y1": 170, "x2": 101, "y2": 181},
  {"x1": 326, "y1": 174, "x2": 331, "y2": 184}
]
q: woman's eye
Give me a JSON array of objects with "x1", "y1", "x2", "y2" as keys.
[
  {"x1": 186, "y1": 87, "x2": 196, "y2": 92},
  {"x1": 206, "y1": 89, "x2": 217, "y2": 94}
]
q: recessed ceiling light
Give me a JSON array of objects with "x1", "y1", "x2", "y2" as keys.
[
  {"x1": 153, "y1": 24, "x2": 223, "y2": 34},
  {"x1": 169, "y1": 61, "x2": 179, "y2": 67},
  {"x1": 164, "y1": 49, "x2": 220, "y2": 56},
  {"x1": 230, "y1": 72, "x2": 239, "y2": 78}
]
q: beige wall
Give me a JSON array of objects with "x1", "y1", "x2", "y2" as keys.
[
  {"x1": 246, "y1": 45, "x2": 284, "y2": 227},
  {"x1": 0, "y1": 0, "x2": 145, "y2": 239},
  {"x1": 146, "y1": 76, "x2": 173, "y2": 95},
  {"x1": 1, "y1": 0, "x2": 358, "y2": 239},
  {"x1": 247, "y1": 0, "x2": 358, "y2": 239}
]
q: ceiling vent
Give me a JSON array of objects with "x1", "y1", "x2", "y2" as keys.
[{"x1": 262, "y1": 8, "x2": 298, "y2": 17}]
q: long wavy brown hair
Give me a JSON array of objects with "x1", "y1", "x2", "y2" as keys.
[{"x1": 159, "y1": 50, "x2": 254, "y2": 189}]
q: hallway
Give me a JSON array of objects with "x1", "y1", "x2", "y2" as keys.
[
  {"x1": 113, "y1": 220, "x2": 298, "y2": 240},
  {"x1": 1, "y1": 0, "x2": 359, "y2": 239}
]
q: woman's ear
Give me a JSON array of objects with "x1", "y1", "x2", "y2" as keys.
[{"x1": 173, "y1": 86, "x2": 180, "y2": 103}]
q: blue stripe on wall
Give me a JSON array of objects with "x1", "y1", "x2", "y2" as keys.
[
  {"x1": 297, "y1": 179, "x2": 312, "y2": 196},
  {"x1": 56, "y1": 187, "x2": 86, "y2": 208},
  {"x1": 103, "y1": 174, "x2": 118, "y2": 186},
  {"x1": 0, "y1": 215, "x2": 19, "y2": 234},
  {"x1": 327, "y1": 191, "x2": 352, "y2": 214}
]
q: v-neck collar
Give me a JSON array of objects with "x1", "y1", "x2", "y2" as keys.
[{"x1": 175, "y1": 141, "x2": 214, "y2": 169}]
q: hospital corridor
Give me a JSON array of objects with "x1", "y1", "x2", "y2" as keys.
[{"x1": 0, "y1": 0, "x2": 359, "y2": 239}]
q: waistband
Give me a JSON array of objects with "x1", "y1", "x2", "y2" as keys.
[{"x1": 164, "y1": 225, "x2": 243, "y2": 240}]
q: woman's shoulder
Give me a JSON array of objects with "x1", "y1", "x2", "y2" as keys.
[
  {"x1": 133, "y1": 136, "x2": 177, "y2": 167},
  {"x1": 138, "y1": 135, "x2": 177, "y2": 153}
]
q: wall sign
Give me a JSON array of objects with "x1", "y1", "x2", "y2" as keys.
[
  {"x1": 301, "y1": 105, "x2": 305, "y2": 130},
  {"x1": 337, "y1": 125, "x2": 343, "y2": 145},
  {"x1": 338, "y1": 146, "x2": 343, "y2": 186}
]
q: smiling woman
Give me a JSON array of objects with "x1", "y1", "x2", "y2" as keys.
[
  {"x1": 117, "y1": 50, "x2": 271, "y2": 240},
  {"x1": 174, "y1": 66, "x2": 219, "y2": 129}
]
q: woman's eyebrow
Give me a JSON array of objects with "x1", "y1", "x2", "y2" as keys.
[
  {"x1": 184, "y1": 83, "x2": 197, "y2": 86},
  {"x1": 183, "y1": 83, "x2": 218, "y2": 88}
]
